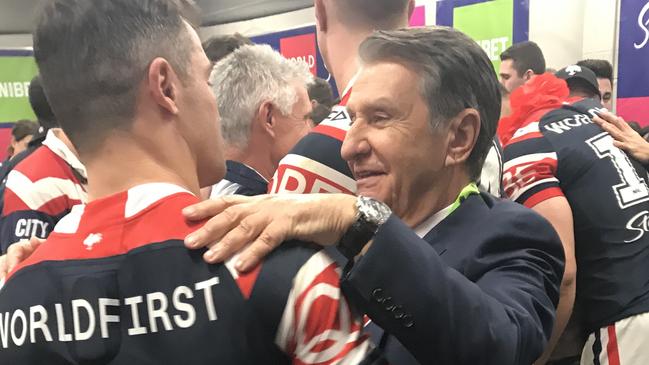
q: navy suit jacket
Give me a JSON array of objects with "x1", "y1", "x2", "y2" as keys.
[{"x1": 340, "y1": 193, "x2": 565, "y2": 365}]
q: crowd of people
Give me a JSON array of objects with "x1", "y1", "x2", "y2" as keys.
[{"x1": 0, "y1": 0, "x2": 647, "y2": 364}]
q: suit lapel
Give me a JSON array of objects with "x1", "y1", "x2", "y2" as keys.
[{"x1": 422, "y1": 194, "x2": 487, "y2": 256}]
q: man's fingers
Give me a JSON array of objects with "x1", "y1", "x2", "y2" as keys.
[
  {"x1": 185, "y1": 203, "x2": 256, "y2": 249},
  {"x1": 6, "y1": 241, "x2": 30, "y2": 273},
  {"x1": 594, "y1": 116, "x2": 625, "y2": 140},
  {"x1": 598, "y1": 111, "x2": 627, "y2": 130},
  {"x1": 236, "y1": 224, "x2": 287, "y2": 272},
  {"x1": 0, "y1": 255, "x2": 8, "y2": 281},
  {"x1": 203, "y1": 214, "x2": 268, "y2": 264},
  {"x1": 182, "y1": 195, "x2": 252, "y2": 221}
]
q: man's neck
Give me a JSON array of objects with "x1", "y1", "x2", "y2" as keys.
[
  {"x1": 84, "y1": 132, "x2": 201, "y2": 201},
  {"x1": 400, "y1": 167, "x2": 473, "y2": 229},
  {"x1": 327, "y1": 30, "x2": 369, "y2": 95},
  {"x1": 224, "y1": 144, "x2": 273, "y2": 181}
]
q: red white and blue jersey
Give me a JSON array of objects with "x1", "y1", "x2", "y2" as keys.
[
  {"x1": 503, "y1": 97, "x2": 649, "y2": 331},
  {"x1": 0, "y1": 183, "x2": 370, "y2": 364},
  {"x1": 269, "y1": 79, "x2": 357, "y2": 195},
  {"x1": 0, "y1": 130, "x2": 87, "y2": 253}
]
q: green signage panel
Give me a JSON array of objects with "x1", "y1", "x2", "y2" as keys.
[
  {"x1": 0, "y1": 56, "x2": 38, "y2": 123},
  {"x1": 453, "y1": 0, "x2": 514, "y2": 71}
]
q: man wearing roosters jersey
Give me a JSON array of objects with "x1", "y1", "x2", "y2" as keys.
[
  {"x1": 269, "y1": 0, "x2": 414, "y2": 195},
  {"x1": 503, "y1": 68, "x2": 649, "y2": 364},
  {"x1": 0, "y1": 1, "x2": 372, "y2": 364},
  {"x1": 0, "y1": 127, "x2": 87, "y2": 253},
  {"x1": 270, "y1": 0, "x2": 503, "y2": 196}
]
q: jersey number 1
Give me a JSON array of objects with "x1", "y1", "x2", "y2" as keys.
[{"x1": 587, "y1": 132, "x2": 649, "y2": 209}]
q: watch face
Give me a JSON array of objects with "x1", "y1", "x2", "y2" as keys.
[{"x1": 358, "y1": 196, "x2": 391, "y2": 225}]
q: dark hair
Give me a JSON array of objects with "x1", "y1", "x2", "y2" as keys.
[
  {"x1": 566, "y1": 79, "x2": 600, "y2": 100},
  {"x1": 359, "y1": 27, "x2": 501, "y2": 180},
  {"x1": 308, "y1": 78, "x2": 336, "y2": 107},
  {"x1": 33, "y1": 0, "x2": 198, "y2": 154},
  {"x1": 202, "y1": 33, "x2": 253, "y2": 64},
  {"x1": 500, "y1": 41, "x2": 546, "y2": 76},
  {"x1": 336, "y1": 0, "x2": 411, "y2": 30},
  {"x1": 309, "y1": 104, "x2": 333, "y2": 125},
  {"x1": 28, "y1": 76, "x2": 58, "y2": 130},
  {"x1": 576, "y1": 59, "x2": 613, "y2": 85},
  {"x1": 11, "y1": 120, "x2": 39, "y2": 142}
]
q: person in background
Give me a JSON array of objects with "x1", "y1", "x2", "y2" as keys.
[
  {"x1": 6, "y1": 120, "x2": 38, "y2": 160},
  {"x1": 0, "y1": 79, "x2": 87, "y2": 253},
  {"x1": 307, "y1": 77, "x2": 336, "y2": 125},
  {"x1": 268, "y1": 0, "x2": 414, "y2": 195},
  {"x1": 499, "y1": 41, "x2": 546, "y2": 93},
  {"x1": 555, "y1": 65, "x2": 601, "y2": 103},
  {"x1": 502, "y1": 65, "x2": 649, "y2": 365},
  {"x1": 199, "y1": 33, "x2": 255, "y2": 200},
  {"x1": 202, "y1": 32, "x2": 253, "y2": 64},
  {"x1": 210, "y1": 44, "x2": 313, "y2": 197},
  {"x1": 0, "y1": 0, "x2": 372, "y2": 364},
  {"x1": 576, "y1": 59, "x2": 614, "y2": 110}
]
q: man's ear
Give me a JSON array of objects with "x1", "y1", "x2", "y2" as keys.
[
  {"x1": 523, "y1": 69, "x2": 535, "y2": 81},
  {"x1": 444, "y1": 109, "x2": 481, "y2": 168},
  {"x1": 257, "y1": 101, "x2": 276, "y2": 138},
  {"x1": 148, "y1": 57, "x2": 179, "y2": 115},
  {"x1": 315, "y1": 0, "x2": 328, "y2": 32}
]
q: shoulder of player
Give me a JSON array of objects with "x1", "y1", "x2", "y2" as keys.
[
  {"x1": 122, "y1": 191, "x2": 205, "y2": 241},
  {"x1": 10, "y1": 146, "x2": 71, "y2": 181}
]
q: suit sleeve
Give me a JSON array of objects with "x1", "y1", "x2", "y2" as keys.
[
  {"x1": 340, "y1": 213, "x2": 564, "y2": 365},
  {"x1": 502, "y1": 123, "x2": 564, "y2": 207}
]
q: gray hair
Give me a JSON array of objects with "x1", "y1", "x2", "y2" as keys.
[
  {"x1": 211, "y1": 44, "x2": 313, "y2": 147},
  {"x1": 358, "y1": 27, "x2": 502, "y2": 180}
]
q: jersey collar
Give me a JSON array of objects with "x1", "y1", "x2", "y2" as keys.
[{"x1": 42, "y1": 129, "x2": 87, "y2": 179}]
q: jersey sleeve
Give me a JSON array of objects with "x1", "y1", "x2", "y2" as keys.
[
  {"x1": 274, "y1": 250, "x2": 371, "y2": 365},
  {"x1": 1, "y1": 169, "x2": 82, "y2": 252},
  {"x1": 502, "y1": 122, "x2": 564, "y2": 208}
]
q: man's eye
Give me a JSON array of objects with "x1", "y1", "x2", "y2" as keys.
[{"x1": 372, "y1": 113, "x2": 390, "y2": 123}]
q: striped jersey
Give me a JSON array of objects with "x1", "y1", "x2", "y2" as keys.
[
  {"x1": 0, "y1": 183, "x2": 370, "y2": 364},
  {"x1": 502, "y1": 97, "x2": 649, "y2": 331},
  {"x1": 269, "y1": 76, "x2": 503, "y2": 197},
  {"x1": 0, "y1": 129, "x2": 87, "y2": 253}
]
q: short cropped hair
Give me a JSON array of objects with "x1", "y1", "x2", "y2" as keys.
[
  {"x1": 211, "y1": 45, "x2": 313, "y2": 147},
  {"x1": 202, "y1": 33, "x2": 253, "y2": 64},
  {"x1": 500, "y1": 41, "x2": 546, "y2": 76},
  {"x1": 335, "y1": 0, "x2": 411, "y2": 30},
  {"x1": 576, "y1": 59, "x2": 613, "y2": 85},
  {"x1": 28, "y1": 76, "x2": 58, "y2": 130},
  {"x1": 308, "y1": 78, "x2": 336, "y2": 108},
  {"x1": 33, "y1": 0, "x2": 199, "y2": 154},
  {"x1": 359, "y1": 27, "x2": 501, "y2": 180}
]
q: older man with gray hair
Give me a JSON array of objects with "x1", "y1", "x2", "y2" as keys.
[
  {"x1": 183, "y1": 27, "x2": 565, "y2": 364},
  {"x1": 209, "y1": 44, "x2": 313, "y2": 197}
]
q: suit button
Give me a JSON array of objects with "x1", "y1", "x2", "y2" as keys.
[
  {"x1": 383, "y1": 297, "x2": 394, "y2": 309},
  {"x1": 371, "y1": 288, "x2": 385, "y2": 302},
  {"x1": 392, "y1": 305, "x2": 405, "y2": 319},
  {"x1": 403, "y1": 314, "x2": 414, "y2": 328}
]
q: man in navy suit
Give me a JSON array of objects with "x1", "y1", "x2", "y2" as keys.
[{"x1": 182, "y1": 27, "x2": 565, "y2": 364}]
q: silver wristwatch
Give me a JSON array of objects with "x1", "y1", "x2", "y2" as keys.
[{"x1": 337, "y1": 196, "x2": 392, "y2": 259}]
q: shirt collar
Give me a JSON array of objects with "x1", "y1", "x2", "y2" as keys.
[
  {"x1": 42, "y1": 129, "x2": 87, "y2": 179},
  {"x1": 413, "y1": 182, "x2": 480, "y2": 238}
]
